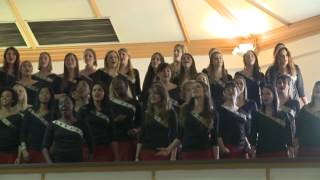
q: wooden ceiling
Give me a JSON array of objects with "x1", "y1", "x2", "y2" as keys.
[{"x1": 0, "y1": 0, "x2": 320, "y2": 61}]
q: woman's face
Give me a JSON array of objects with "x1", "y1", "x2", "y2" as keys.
[
  {"x1": 149, "y1": 88, "x2": 161, "y2": 104},
  {"x1": 5, "y1": 49, "x2": 17, "y2": 64},
  {"x1": 84, "y1": 50, "x2": 95, "y2": 66},
  {"x1": 181, "y1": 55, "x2": 193, "y2": 69},
  {"x1": 192, "y1": 82, "x2": 204, "y2": 98},
  {"x1": 20, "y1": 62, "x2": 33, "y2": 76},
  {"x1": 278, "y1": 49, "x2": 289, "y2": 67},
  {"x1": 262, "y1": 87, "x2": 274, "y2": 105},
  {"x1": 65, "y1": 55, "x2": 77, "y2": 69},
  {"x1": 159, "y1": 66, "x2": 172, "y2": 81},
  {"x1": 119, "y1": 50, "x2": 129, "y2": 65},
  {"x1": 196, "y1": 75, "x2": 209, "y2": 86},
  {"x1": 276, "y1": 79, "x2": 290, "y2": 95},
  {"x1": 151, "y1": 54, "x2": 162, "y2": 68},
  {"x1": 235, "y1": 77, "x2": 245, "y2": 94},
  {"x1": 211, "y1": 53, "x2": 223, "y2": 68},
  {"x1": 58, "y1": 96, "x2": 73, "y2": 114},
  {"x1": 39, "y1": 88, "x2": 51, "y2": 104},
  {"x1": 92, "y1": 84, "x2": 105, "y2": 102},
  {"x1": 76, "y1": 81, "x2": 90, "y2": 98},
  {"x1": 113, "y1": 79, "x2": 127, "y2": 97},
  {"x1": 13, "y1": 85, "x2": 25, "y2": 101},
  {"x1": 39, "y1": 53, "x2": 50, "y2": 68},
  {"x1": 107, "y1": 52, "x2": 119, "y2": 68},
  {"x1": 244, "y1": 51, "x2": 256, "y2": 66},
  {"x1": 173, "y1": 47, "x2": 183, "y2": 61},
  {"x1": 0, "y1": 90, "x2": 13, "y2": 107},
  {"x1": 223, "y1": 86, "x2": 238, "y2": 101}
]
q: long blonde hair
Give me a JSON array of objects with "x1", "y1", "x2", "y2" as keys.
[
  {"x1": 118, "y1": 48, "x2": 136, "y2": 81},
  {"x1": 13, "y1": 83, "x2": 29, "y2": 112}
]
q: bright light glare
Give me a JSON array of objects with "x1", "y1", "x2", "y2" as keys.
[{"x1": 232, "y1": 43, "x2": 255, "y2": 56}]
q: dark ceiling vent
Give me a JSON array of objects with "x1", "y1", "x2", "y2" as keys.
[
  {"x1": 28, "y1": 18, "x2": 119, "y2": 45},
  {"x1": 0, "y1": 23, "x2": 26, "y2": 47}
]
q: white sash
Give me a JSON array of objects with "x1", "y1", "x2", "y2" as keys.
[
  {"x1": 221, "y1": 106, "x2": 247, "y2": 121},
  {"x1": 53, "y1": 120, "x2": 83, "y2": 138},
  {"x1": 170, "y1": 98, "x2": 179, "y2": 107},
  {"x1": 258, "y1": 111, "x2": 286, "y2": 127},
  {"x1": 153, "y1": 115, "x2": 168, "y2": 127},
  {"x1": 91, "y1": 111, "x2": 110, "y2": 123},
  {"x1": 34, "y1": 74, "x2": 54, "y2": 83},
  {"x1": 0, "y1": 118, "x2": 15, "y2": 128},
  {"x1": 191, "y1": 111, "x2": 213, "y2": 129},
  {"x1": 110, "y1": 97, "x2": 136, "y2": 113},
  {"x1": 28, "y1": 109, "x2": 49, "y2": 126},
  {"x1": 280, "y1": 105, "x2": 296, "y2": 117}
]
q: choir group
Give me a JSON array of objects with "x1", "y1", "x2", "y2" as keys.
[{"x1": 0, "y1": 43, "x2": 319, "y2": 164}]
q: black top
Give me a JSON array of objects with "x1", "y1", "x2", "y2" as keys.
[
  {"x1": 18, "y1": 81, "x2": 43, "y2": 105},
  {"x1": 0, "y1": 113, "x2": 23, "y2": 152},
  {"x1": 51, "y1": 75, "x2": 78, "y2": 95},
  {"x1": 168, "y1": 87, "x2": 181, "y2": 109},
  {"x1": 32, "y1": 73, "x2": 58, "y2": 87},
  {"x1": 265, "y1": 64, "x2": 305, "y2": 99},
  {"x1": 178, "y1": 111, "x2": 219, "y2": 152},
  {"x1": 239, "y1": 100, "x2": 258, "y2": 136},
  {"x1": 234, "y1": 71, "x2": 265, "y2": 108},
  {"x1": 250, "y1": 111, "x2": 293, "y2": 154},
  {"x1": 217, "y1": 106, "x2": 248, "y2": 146},
  {"x1": 296, "y1": 106, "x2": 320, "y2": 148},
  {"x1": 202, "y1": 69, "x2": 233, "y2": 107},
  {"x1": 125, "y1": 69, "x2": 142, "y2": 101},
  {"x1": 0, "y1": 70, "x2": 17, "y2": 89},
  {"x1": 109, "y1": 98, "x2": 142, "y2": 141},
  {"x1": 42, "y1": 119, "x2": 94, "y2": 163},
  {"x1": 139, "y1": 109, "x2": 177, "y2": 149},
  {"x1": 78, "y1": 105, "x2": 113, "y2": 146},
  {"x1": 280, "y1": 99, "x2": 300, "y2": 138},
  {"x1": 21, "y1": 108, "x2": 55, "y2": 150}
]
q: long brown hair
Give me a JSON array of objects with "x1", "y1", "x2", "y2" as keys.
[
  {"x1": 178, "y1": 53, "x2": 198, "y2": 85},
  {"x1": 145, "y1": 82, "x2": 172, "y2": 127},
  {"x1": 38, "y1": 52, "x2": 53, "y2": 72},
  {"x1": 180, "y1": 80, "x2": 214, "y2": 129},
  {"x1": 3, "y1": 46, "x2": 20, "y2": 77},
  {"x1": 104, "y1": 50, "x2": 120, "y2": 71},
  {"x1": 274, "y1": 47, "x2": 296, "y2": 76},
  {"x1": 243, "y1": 50, "x2": 262, "y2": 80},
  {"x1": 84, "y1": 48, "x2": 97, "y2": 66},
  {"x1": 207, "y1": 51, "x2": 229, "y2": 81}
]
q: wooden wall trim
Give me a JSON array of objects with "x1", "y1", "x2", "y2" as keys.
[{"x1": 88, "y1": 0, "x2": 102, "y2": 18}]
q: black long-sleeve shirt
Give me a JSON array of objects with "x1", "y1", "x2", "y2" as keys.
[
  {"x1": 139, "y1": 109, "x2": 177, "y2": 149},
  {"x1": 21, "y1": 108, "x2": 55, "y2": 150},
  {"x1": 0, "y1": 113, "x2": 23, "y2": 152},
  {"x1": 126, "y1": 69, "x2": 142, "y2": 100},
  {"x1": 250, "y1": 111, "x2": 293, "y2": 155},
  {"x1": 77, "y1": 105, "x2": 113, "y2": 146},
  {"x1": 0, "y1": 70, "x2": 16, "y2": 89},
  {"x1": 42, "y1": 119, "x2": 94, "y2": 163},
  {"x1": 110, "y1": 98, "x2": 142, "y2": 141},
  {"x1": 178, "y1": 111, "x2": 219, "y2": 152},
  {"x1": 217, "y1": 106, "x2": 248, "y2": 146},
  {"x1": 239, "y1": 100, "x2": 258, "y2": 136}
]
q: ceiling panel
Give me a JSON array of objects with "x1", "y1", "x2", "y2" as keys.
[
  {"x1": 15, "y1": 0, "x2": 94, "y2": 21},
  {"x1": 96, "y1": 0, "x2": 184, "y2": 43},
  {"x1": 0, "y1": 23, "x2": 26, "y2": 47},
  {"x1": 257, "y1": 0, "x2": 320, "y2": 22},
  {"x1": 0, "y1": 0, "x2": 15, "y2": 22}
]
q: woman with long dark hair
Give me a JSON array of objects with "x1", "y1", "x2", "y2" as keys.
[
  {"x1": 142, "y1": 52, "x2": 165, "y2": 107},
  {"x1": 250, "y1": 85, "x2": 294, "y2": 158},
  {"x1": 265, "y1": 47, "x2": 307, "y2": 105},
  {"x1": 174, "y1": 53, "x2": 197, "y2": 86},
  {"x1": 80, "y1": 48, "x2": 97, "y2": 77},
  {"x1": 0, "y1": 47, "x2": 20, "y2": 88},
  {"x1": 19, "y1": 85, "x2": 56, "y2": 163},
  {"x1": 32, "y1": 52, "x2": 57, "y2": 86},
  {"x1": 136, "y1": 83, "x2": 177, "y2": 161}
]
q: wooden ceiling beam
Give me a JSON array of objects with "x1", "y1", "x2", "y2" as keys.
[
  {"x1": 88, "y1": 0, "x2": 102, "y2": 18},
  {"x1": 245, "y1": 0, "x2": 290, "y2": 26},
  {"x1": 256, "y1": 15, "x2": 320, "y2": 51},
  {"x1": 171, "y1": 0, "x2": 191, "y2": 43},
  {"x1": 7, "y1": 0, "x2": 38, "y2": 49}
]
